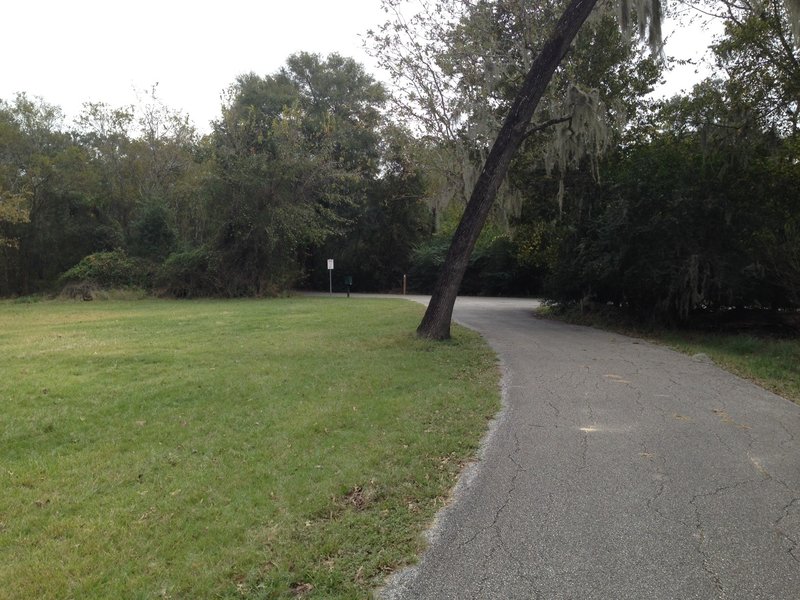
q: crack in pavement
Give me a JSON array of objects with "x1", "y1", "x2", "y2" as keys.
[
  {"x1": 641, "y1": 439, "x2": 672, "y2": 524},
  {"x1": 456, "y1": 430, "x2": 526, "y2": 552},
  {"x1": 774, "y1": 497, "x2": 800, "y2": 565},
  {"x1": 631, "y1": 386, "x2": 647, "y2": 416},
  {"x1": 459, "y1": 428, "x2": 546, "y2": 598},
  {"x1": 689, "y1": 479, "x2": 763, "y2": 598},
  {"x1": 491, "y1": 431, "x2": 545, "y2": 598},
  {"x1": 473, "y1": 543, "x2": 500, "y2": 599},
  {"x1": 495, "y1": 528, "x2": 545, "y2": 599}
]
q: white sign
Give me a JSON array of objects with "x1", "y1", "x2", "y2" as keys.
[{"x1": 327, "y1": 259, "x2": 334, "y2": 270}]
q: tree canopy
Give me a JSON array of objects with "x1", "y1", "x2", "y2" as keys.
[
  {"x1": 0, "y1": 3, "x2": 798, "y2": 334},
  {"x1": 0, "y1": 54, "x2": 429, "y2": 299}
]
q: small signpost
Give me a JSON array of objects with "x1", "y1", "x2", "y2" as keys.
[{"x1": 327, "y1": 259, "x2": 334, "y2": 295}]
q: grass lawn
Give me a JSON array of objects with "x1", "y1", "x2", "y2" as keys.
[
  {"x1": 540, "y1": 307, "x2": 800, "y2": 404},
  {"x1": 0, "y1": 297, "x2": 499, "y2": 599}
]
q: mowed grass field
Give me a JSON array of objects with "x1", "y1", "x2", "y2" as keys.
[{"x1": 0, "y1": 297, "x2": 499, "y2": 599}]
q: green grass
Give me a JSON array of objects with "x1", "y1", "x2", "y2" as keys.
[
  {"x1": 0, "y1": 297, "x2": 500, "y2": 599},
  {"x1": 540, "y1": 306, "x2": 800, "y2": 404}
]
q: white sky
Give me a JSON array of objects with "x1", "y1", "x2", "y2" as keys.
[
  {"x1": 1, "y1": 1, "x2": 719, "y2": 133},
  {"x1": 658, "y1": 15, "x2": 724, "y2": 97},
  {"x1": 1, "y1": 0, "x2": 387, "y2": 131}
]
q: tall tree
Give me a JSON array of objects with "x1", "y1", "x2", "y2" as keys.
[
  {"x1": 415, "y1": 0, "x2": 648, "y2": 337},
  {"x1": 0, "y1": 102, "x2": 31, "y2": 251},
  {"x1": 208, "y1": 53, "x2": 388, "y2": 295},
  {"x1": 0, "y1": 94, "x2": 117, "y2": 294},
  {"x1": 0, "y1": 103, "x2": 31, "y2": 292},
  {"x1": 409, "y1": 0, "x2": 795, "y2": 338},
  {"x1": 709, "y1": 0, "x2": 800, "y2": 134}
]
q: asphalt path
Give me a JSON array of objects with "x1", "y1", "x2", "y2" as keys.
[{"x1": 372, "y1": 295, "x2": 800, "y2": 600}]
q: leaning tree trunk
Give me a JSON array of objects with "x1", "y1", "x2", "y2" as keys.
[{"x1": 417, "y1": 0, "x2": 600, "y2": 340}]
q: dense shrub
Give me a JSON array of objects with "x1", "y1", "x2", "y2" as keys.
[
  {"x1": 156, "y1": 248, "x2": 222, "y2": 298},
  {"x1": 58, "y1": 250, "x2": 154, "y2": 289},
  {"x1": 542, "y1": 134, "x2": 800, "y2": 321},
  {"x1": 129, "y1": 204, "x2": 176, "y2": 261}
]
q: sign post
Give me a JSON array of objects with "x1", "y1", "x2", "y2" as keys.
[{"x1": 327, "y1": 259, "x2": 334, "y2": 295}]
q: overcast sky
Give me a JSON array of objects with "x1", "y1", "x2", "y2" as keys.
[
  {"x1": 2, "y1": 0, "x2": 386, "y2": 131},
  {"x1": 1, "y1": 1, "x2": 719, "y2": 133}
]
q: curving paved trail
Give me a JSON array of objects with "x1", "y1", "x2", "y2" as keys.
[{"x1": 379, "y1": 296, "x2": 800, "y2": 600}]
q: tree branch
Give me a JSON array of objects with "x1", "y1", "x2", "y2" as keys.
[{"x1": 523, "y1": 115, "x2": 572, "y2": 139}]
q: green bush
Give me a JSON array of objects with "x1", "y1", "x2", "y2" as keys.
[
  {"x1": 157, "y1": 248, "x2": 222, "y2": 298},
  {"x1": 408, "y1": 228, "x2": 541, "y2": 296},
  {"x1": 129, "y1": 204, "x2": 176, "y2": 261},
  {"x1": 58, "y1": 250, "x2": 154, "y2": 289}
]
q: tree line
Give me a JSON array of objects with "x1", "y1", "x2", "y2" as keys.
[
  {"x1": 0, "y1": 56, "x2": 431, "y2": 298},
  {"x1": 1, "y1": 0, "x2": 798, "y2": 325}
]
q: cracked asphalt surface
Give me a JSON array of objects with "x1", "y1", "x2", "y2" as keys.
[{"x1": 380, "y1": 296, "x2": 800, "y2": 600}]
